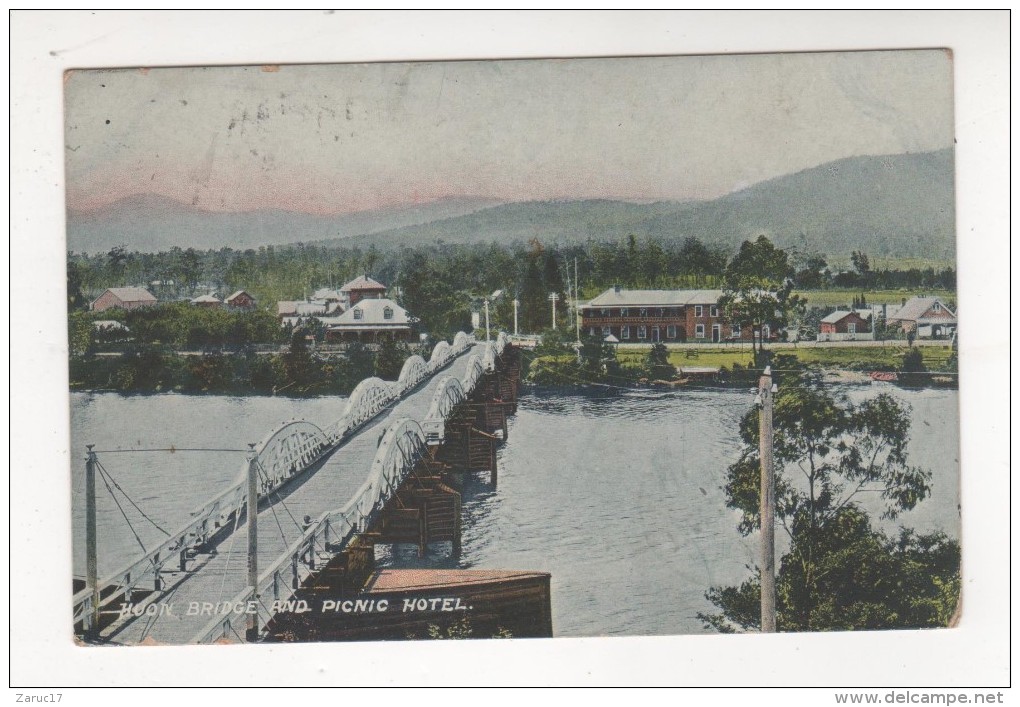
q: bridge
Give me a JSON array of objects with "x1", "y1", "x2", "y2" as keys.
[{"x1": 73, "y1": 331, "x2": 522, "y2": 645}]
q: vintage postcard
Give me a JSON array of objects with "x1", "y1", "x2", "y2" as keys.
[{"x1": 64, "y1": 50, "x2": 962, "y2": 648}]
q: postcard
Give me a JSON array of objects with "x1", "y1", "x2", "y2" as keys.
[{"x1": 60, "y1": 49, "x2": 965, "y2": 650}]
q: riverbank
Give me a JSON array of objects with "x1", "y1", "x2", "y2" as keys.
[
  {"x1": 522, "y1": 343, "x2": 957, "y2": 391},
  {"x1": 68, "y1": 340, "x2": 414, "y2": 396}
]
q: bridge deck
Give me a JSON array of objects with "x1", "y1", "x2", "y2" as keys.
[{"x1": 107, "y1": 344, "x2": 482, "y2": 645}]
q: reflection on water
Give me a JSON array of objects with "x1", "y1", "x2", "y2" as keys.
[{"x1": 71, "y1": 385, "x2": 959, "y2": 637}]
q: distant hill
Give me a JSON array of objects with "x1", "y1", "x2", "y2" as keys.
[
  {"x1": 66, "y1": 195, "x2": 506, "y2": 254},
  {"x1": 67, "y1": 150, "x2": 955, "y2": 260},
  {"x1": 327, "y1": 150, "x2": 955, "y2": 260}
]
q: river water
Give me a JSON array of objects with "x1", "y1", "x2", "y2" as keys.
[{"x1": 70, "y1": 384, "x2": 959, "y2": 638}]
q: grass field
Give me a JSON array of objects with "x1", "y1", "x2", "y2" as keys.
[
  {"x1": 615, "y1": 344, "x2": 956, "y2": 373},
  {"x1": 795, "y1": 289, "x2": 956, "y2": 308}
]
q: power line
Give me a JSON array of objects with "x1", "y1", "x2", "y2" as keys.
[{"x1": 91, "y1": 448, "x2": 250, "y2": 454}]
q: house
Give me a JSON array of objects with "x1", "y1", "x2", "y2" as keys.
[
  {"x1": 311, "y1": 287, "x2": 343, "y2": 304},
  {"x1": 578, "y1": 287, "x2": 774, "y2": 344},
  {"x1": 340, "y1": 275, "x2": 388, "y2": 307},
  {"x1": 225, "y1": 290, "x2": 257, "y2": 310},
  {"x1": 886, "y1": 296, "x2": 957, "y2": 339},
  {"x1": 324, "y1": 298, "x2": 417, "y2": 342},
  {"x1": 277, "y1": 300, "x2": 332, "y2": 328},
  {"x1": 190, "y1": 294, "x2": 222, "y2": 309},
  {"x1": 817, "y1": 310, "x2": 873, "y2": 342},
  {"x1": 90, "y1": 287, "x2": 158, "y2": 312}
]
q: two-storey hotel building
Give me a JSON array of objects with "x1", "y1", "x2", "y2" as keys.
[{"x1": 578, "y1": 286, "x2": 771, "y2": 343}]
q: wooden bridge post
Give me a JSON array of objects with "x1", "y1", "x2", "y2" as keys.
[
  {"x1": 490, "y1": 440, "x2": 498, "y2": 488},
  {"x1": 452, "y1": 489, "x2": 462, "y2": 556},
  {"x1": 84, "y1": 445, "x2": 100, "y2": 636},
  {"x1": 418, "y1": 502, "x2": 428, "y2": 557},
  {"x1": 246, "y1": 443, "x2": 259, "y2": 642}
]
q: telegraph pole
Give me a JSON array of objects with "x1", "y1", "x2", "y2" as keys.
[
  {"x1": 84, "y1": 445, "x2": 100, "y2": 635},
  {"x1": 246, "y1": 443, "x2": 259, "y2": 642},
  {"x1": 574, "y1": 257, "x2": 581, "y2": 345},
  {"x1": 548, "y1": 293, "x2": 559, "y2": 330},
  {"x1": 758, "y1": 367, "x2": 777, "y2": 633}
]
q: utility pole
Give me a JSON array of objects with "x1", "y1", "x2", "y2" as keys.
[
  {"x1": 84, "y1": 445, "x2": 100, "y2": 636},
  {"x1": 246, "y1": 443, "x2": 259, "y2": 642},
  {"x1": 574, "y1": 257, "x2": 581, "y2": 345},
  {"x1": 758, "y1": 366, "x2": 777, "y2": 633},
  {"x1": 513, "y1": 298, "x2": 519, "y2": 337},
  {"x1": 484, "y1": 298, "x2": 491, "y2": 342},
  {"x1": 548, "y1": 293, "x2": 559, "y2": 330}
]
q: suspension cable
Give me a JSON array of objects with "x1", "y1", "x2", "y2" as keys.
[
  {"x1": 95, "y1": 464, "x2": 148, "y2": 556},
  {"x1": 95, "y1": 459, "x2": 171, "y2": 536},
  {"x1": 215, "y1": 494, "x2": 245, "y2": 604},
  {"x1": 255, "y1": 463, "x2": 292, "y2": 548},
  {"x1": 257, "y1": 460, "x2": 304, "y2": 532}
]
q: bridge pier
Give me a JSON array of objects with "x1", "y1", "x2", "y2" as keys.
[{"x1": 372, "y1": 473, "x2": 463, "y2": 557}]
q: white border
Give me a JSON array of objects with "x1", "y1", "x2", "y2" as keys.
[{"x1": 9, "y1": 10, "x2": 1011, "y2": 692}]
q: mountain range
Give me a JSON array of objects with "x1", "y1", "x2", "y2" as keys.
[{"x1": 67, "y1": 149, "x2": 955, "y2": 260}]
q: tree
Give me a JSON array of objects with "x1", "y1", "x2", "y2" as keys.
[
  {"x1": 699, "y1": 384, "x2": 958, "y2": 632},
  {"x1": 645, "y1": 342, "x2": 674, "y2": 380},
  {"x1": 281, "y1": 327, "x2": 319, "y2": 393},
  {"x1": 720, "y1": 236, "x2": 805, "y2": 360},
  {"x1": 851, "y1": 250, "x2": 871, "y2": 277},
  {"x1": 900, "y1": 347, "x2": 929, "y2": 387},
  {"x1": 375, "y1": 337, "x2": 407, "y2": 380}
]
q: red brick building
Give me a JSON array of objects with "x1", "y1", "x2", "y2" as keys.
[
  {"x1": 90, "y1": 287, "x2": 158, "y2": 313},
  {"x1": 579, "y1": 287, "x2": 769, "y2": 343},
  {"x1": 817, "y1": 310, "x2": 873, "y2": 342},
  {"x1": 225, "y1": 290, "x2": 257, "y2": 310},
  {"x1": 340, "y1": 275, "x2": 388, "y2": 308}
]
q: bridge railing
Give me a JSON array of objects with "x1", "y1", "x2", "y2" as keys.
[
  {"x1": 422, "y1": 376, "x2": 467, "y2": 444},
  {"x1": 461, "y1": 354, "x2": 484, "y2": 394},
  {"x1": 193, "y1": 418, "x2": 429, "y2": 644},
  {"x1": 323, "y1": 376, "x2": 396, "y2": 444},
  {"x1": 395, "y1": 355, "x2": 429, "y2": 397},
  {"x1": 73, "y1": 466, "x2": 249, "y2": 631}
]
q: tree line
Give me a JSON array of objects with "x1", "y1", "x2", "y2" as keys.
[{"x1": 68, "y1": 236, "x2": 956, "y2": 344}]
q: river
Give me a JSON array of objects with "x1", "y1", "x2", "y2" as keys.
[{"x1": 70, "y1": 384, "x2": 959, "y2": 638}]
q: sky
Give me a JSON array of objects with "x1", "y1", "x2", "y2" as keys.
[{"x1": 63, "y1": 50, "x2": 954, "y2": 215}]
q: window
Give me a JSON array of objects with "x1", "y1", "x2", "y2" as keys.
[
  {"x1": 620, "y1": 308, "x2": 628, "y2": 317},
  {"x1": 637, "y1": 326, "x2": 647, "y2": 339},
  {"x1": 353, "y1": 308, "x2": 363, "y2": 320},
  {"x1": 732, "y1": 324, "x2": 741, "y2": 338},
  {"x1": 710, "y1": 305, "x2": 719, "y2": 317},
  {"x1": 621, "y1": 326, "x2": 630, "y2": 339},
  {"x1": 639, "y1": 308, "x2": 648, "y2": 317},
  {"x1": 589, "y1": 327, "x2": 596, "y2": 336},
  {"x1": 602, "y1": 326, "x2": 611, "y2": 337},
  {"x1": 600, "y1": 308, "x2": 609, "y2": 317},
  {"x1": 762, "y1": 325, "x2": 771, "y2": 339},
  {"x1": 383, "y1": 306, "x2": 393, "y2": 320},
  {"x1": 695, "y1": 305, "x2": 703, "y2": 318},
  {"x1": 658, "y1": 308, "x2": 665, "y2": 317},
  {"x1": 695, "y1": 324, "x2": 705, "y2": 338},
  {"x1": 847, "y1": 323, "x2": 856, "y2": 334},
  {"x1": 667, "y1": 325, "x2": 677, "y2": 339},
  {"x1": 933, "y1": 302, "x2": 941, "y2": 312}
]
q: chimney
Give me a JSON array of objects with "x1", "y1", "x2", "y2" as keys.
[{"x1": 614, "y1": 284, "x2": 621, "y2": 294}]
